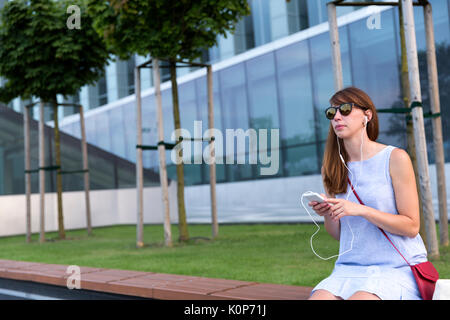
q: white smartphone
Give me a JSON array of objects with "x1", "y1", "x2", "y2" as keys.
[{"x1": 303, "y1": 191, "x2": 326, "y2": 204}]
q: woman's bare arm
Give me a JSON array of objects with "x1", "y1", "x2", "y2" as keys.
[{"x1": 360, "y1": 148, "x2": 420, "y2": 238}]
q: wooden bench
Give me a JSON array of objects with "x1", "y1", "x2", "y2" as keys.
[{"x1": 0, "y1": 259, "x2": 312, "y2": 300}]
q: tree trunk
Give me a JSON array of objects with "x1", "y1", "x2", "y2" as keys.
[
  {"x1": 153, "y1": 58, "x2": 173, "y2": 247},
  {"x1": 23, "y1": 107, "x2": 32, "y2": 243},
  {"x1": 135, "y1": 66, "x2": 144, "y2": 248},
  {"x1": 207, "y1": 66, "x2": 219, "y2": 239},
  {"x1": 52, "y1": 97, "x2": 65, "y2": 240},
  {"x1": 327, "y1": 2, "x2": 343, "y2": 92},
  {"x1": 79, "y1": 105, "x2": 92, "y2": 236},
  {"x1": 423, "y1": 3, "x2": 448, "y2": 247},
  {"x1": 169, "y1": 60, "x2": 189, "y2": 242},
  {"x1": 399, "y1": 2, "x2": 426, "y2": 245},
  {"x1": 401, "y1": 0, "x2": 439, "y2": 259},
  {"x1": 39, "y1": 101, "x2": 45, "y2": 243}
]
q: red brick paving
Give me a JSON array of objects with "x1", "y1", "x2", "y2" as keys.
[{"x1": 0, "y1": 259, "x2": 312, "y2": 300}]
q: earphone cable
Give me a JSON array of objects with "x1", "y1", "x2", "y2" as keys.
[{"x1": 300, "y1": 120, "x2": 365, "y2": 260}]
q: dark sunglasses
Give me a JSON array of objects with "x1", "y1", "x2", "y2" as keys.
[{"x1": 325, "y1": 103, "x2": 366, "y2": 120}]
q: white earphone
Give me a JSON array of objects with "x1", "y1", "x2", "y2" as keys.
[{"x1": 301, "y1": 114, "x2": 367, "y2": 260}]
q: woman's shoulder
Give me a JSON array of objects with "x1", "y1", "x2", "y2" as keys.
[
  {"x1": 388, "y1": 146, "x2": 413, "y2": 177},
  {"x1": 389, "y1": 145, "x2": 409, "y2": 161},
  {"x1": 377, "y1": 143, "x2": 406, "y2": 159}
]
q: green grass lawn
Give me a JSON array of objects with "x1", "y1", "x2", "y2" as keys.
[{"x1": 0, "y1": 223, "x2": 448, "y2": 288}]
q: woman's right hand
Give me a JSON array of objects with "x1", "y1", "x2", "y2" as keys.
[{"x1": 308, "y1": 193, "x2": 332, "y2": 217}]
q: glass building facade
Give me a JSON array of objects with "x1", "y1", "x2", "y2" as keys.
[
  {"x1": 2, "y1": 0, "x2": 450, "y2": 192},
  {"x1": 0, "y1": 104, "x2": 160, "y2": 195}
]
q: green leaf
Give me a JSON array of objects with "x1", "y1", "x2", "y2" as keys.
[{"x1": 0, "y1": 0, "x2": 111, "y2": 102}]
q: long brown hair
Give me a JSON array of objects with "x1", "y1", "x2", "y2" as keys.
[{"x1": 322, "y1": 87, "x2": 379, "y2": 196}]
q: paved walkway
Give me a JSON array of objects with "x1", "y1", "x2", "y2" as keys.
[{"x1": 0, "y1": 259, "x2": 312, "y2": 300}]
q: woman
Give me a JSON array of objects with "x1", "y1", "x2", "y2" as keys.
[{"x1": 307, "y1": 86, "x2": 428, "y2": 300}]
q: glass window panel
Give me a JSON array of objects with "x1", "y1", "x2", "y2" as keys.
[
  {"x1": 88, "y1": 155, "x2": 115, "y2": 190},
  {"x1": 179, "y1": 81, "x2": 199, "y2": 140},
  {"x1": 117, "y1": 164, "x2": 135, "y2": 189},
  {"x1": 246, "y1": 52, "x2": 282, "y2": 178},
  {"x1": 108, "y1": 108, "x2": 126, "y2": 158},
  {"x1": 208, "y1": 44, "x2": 221, "y2": 64},
  {"x1": 254, "y1": 128, "x2": 282, "y2": 178},
  {"x1": 349, "y1": 9, "x2": 400, "y2": 111},
  {"x1": 195, "y1": 74, "x2": 223, "y2": 132},
  {"x1": 60, "y1": 122, "x2": 74, "y2": 137},
  {"x1": 161, "y1": 89, "x2": 175, "y2": 145},
  {"x1": 275, "y1": 41, "x2": 315, "y2": 145},
  {"x1": 283, "y1": 144, "x2": 318, "y2": 176},
  {"x1": 307, "y1": 0, "x2": 328, "y2": 27},
  {"x1": 246, "y1": 53, "x2": 280, "y2": 131},
  {"x1": 201, "y1": 142, "x2": 226, "y2": 183},
  {"x1": 348, "y1": 8, "x2": 406, "y2": 149},
  {"x1": 63, "y1": 123, "x2": 79, "y2": 148},
  {"x1": 378, "y1": 128, "x2": 407, "y2": 151},
  {"x1": 195, "y1": 74, "x2": 226, "y2": 183},
  {"x1": 122, "y1": 101, "x2": 136, "y2": 162},
  {"x1": 307, "y1": 0, "x2": 363, "y2": 28},
  {"x1": 178, "y1": 81, "x2": 202, "y2": 185},
  {"x1": 275, "y1": 40, "x2": 317, "y2": 178},
  {"x1": 218, "y1": 31, "x2": 235, "y2": 61},
  {"x1": 287, "y1": 0, "x2": 309, "y2": 33},
  {"x1": 219, "y1": 63, "x2": 253, "y2": 181},
  {"x1": 0, "y1": 105, "x2": 162, "y2": 194},
  {"x1": 94, "y1": 111, "x2": 111, "y2": 151},
  {"x1": 414, "y1": 0, "x2": 450, "y2": 50},
  {"x1": 127, "y1": 56, "x2": 136, "y2": 95},
  {"x1": 184, "y1": 163, "x2": 203, "y2": 185},
  {"x1": 234, "y1": 15, "x2": 255, "y2": 54},
  {"x1": 251, "y1": 0, "x2": 272, "y2": 46},
  {"x1": 309, "y1": 27, "x2": 352, "y2": 143},
  {"x1": 71, "y1": 120, "x2": 81, "y2": 140},
  {"x1": 98, "y1": 76, "x2": 108, "y2": 106},
  {"x1": 160, "y1": 90, "x2": 177, "y2": 181},
  {"x1": 60, "y1": 132, "x2": 84, "y2": 191},
  {"x1": 85, "y1": 115, "x2": 97, "y2": 147},
  {"x1": 166, "y1": 149, "x2": 177, "y2": 182},
  {"x1": 5, "y1": 150, "x2": 25, "y2": 194},
  {"x1": 144, "y1": 149, "x2": 159, "y2": 179},
  {"x1": 141, "y1": 93, "x2": 158, "y2": 170}
]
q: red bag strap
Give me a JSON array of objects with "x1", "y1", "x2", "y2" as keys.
[{"x1": 347, "y1": 177, "x2": 411, "y2": 267}]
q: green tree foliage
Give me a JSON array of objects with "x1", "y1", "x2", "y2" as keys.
[
  {"x1": 87, "y1": 0, "x2": 250, "y2": 60},
  {"x1": 0, "y1": 0, "x2": 110, "y2": 102}
]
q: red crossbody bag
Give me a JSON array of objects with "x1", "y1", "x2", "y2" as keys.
[{"x1": 347, "y1": 177, "x2": 439, "y2": 300}]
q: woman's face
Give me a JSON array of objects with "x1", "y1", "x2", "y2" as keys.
[{"x1": 330, "y1": 104, "x2": 368, "y2": 139}]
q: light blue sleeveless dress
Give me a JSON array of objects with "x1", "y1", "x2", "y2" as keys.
[{"x1": 310, "y1": 145, "x2": 428, "y2": 300}]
